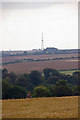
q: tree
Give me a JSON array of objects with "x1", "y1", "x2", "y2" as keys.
[
  {"x1": 15, "y1": 74, "x2": 33, "y2": 91},
  {"x1": 2, "y1": 79, "x2": 12, "y2": 99},
  {"x1": 2, "y1": 79, "x2": 27, "y2": 99},
  {"x1": 3, "y1": 76, "x2": 11, "y2": 83},
  {"x1": 43, "y1": 68, "x2": 54, "y2": 80},
  {"x1": 56, "y1": 80, "x2": 67, "y2": 86},
  {"x1": 23, "y1": 51, "x2": 28, "y2": 55},
  {"x1": 7, "y1": 86, "x2": 27, "y2": 99},
  {"x1": 47, "y1": 76, "x2": 59, "y2": 84},
  {"x1": 43, "y1": 68, "x2": 60, "y2": 80},
  {"x1": 8, "y1": 72, "x2": 17, "y2": 84},
  {"x1": 33, "y1": 86, "x2": 50, "y2": 97},
  {"x1": 55, "y1": 80, "x2": 73, "y2": 97},
  {"x1": 2, "y1": 68, "x2": 8, "y2": 79},
  {"x1": 70, "y1": 72, "x2": 78, "y2": 85},
  {"x1": 47, "y1": 85, "x2": 55, "y2": 97},
  {"x1": 73, "y1": 85, "x2": 80, "y2": 96},
  {"x1": 30, "y1": 70, "x2": 42, "y2": 86}
]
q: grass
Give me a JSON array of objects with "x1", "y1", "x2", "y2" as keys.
[
  {"x1": 2, "y1": 96, "x2": 78, "y2": 118},
  {"x1": 60, "y1": 69, "x2": 80, "y2": 75}
]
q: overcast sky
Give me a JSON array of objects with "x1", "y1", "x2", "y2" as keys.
[{"x1": 1, "y1": 2, "x2": 78, "y2": 50}]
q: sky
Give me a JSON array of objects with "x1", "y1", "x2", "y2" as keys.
[{"x1": 1, "y1": 2, "x2": 78, "y2": 50}]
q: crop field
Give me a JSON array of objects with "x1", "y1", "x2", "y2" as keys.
[
  {"x1": 2, "y1": 53, "x2": 79, "y2": 74},
  {"x1": 2, "y1": 96, "x2": 78, "y2": 118},
  {"x1": 2, "y1": 59, "x2": 78, "y2": 74},
  {"x1": 2, "y1": 53, "x2": 78, "y2": 63}
]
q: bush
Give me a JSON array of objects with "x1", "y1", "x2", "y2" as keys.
[{"x1": 33, "y1": 86, "x2": 50, "y2": 97}]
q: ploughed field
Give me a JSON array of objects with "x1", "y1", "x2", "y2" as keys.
[
  {"x1": 2, "y1": 53, "x2": 78, "y2": 74},
  {"x1": 3, "y1": 59, "x2": 78, "y2": 74},
  {"x1": 2, "y1": 96, "x2": 78, "y2": 118}
]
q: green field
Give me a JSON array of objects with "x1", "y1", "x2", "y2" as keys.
[{"x1": 60, "y1": 69, "x2": 79, "y2": 75}]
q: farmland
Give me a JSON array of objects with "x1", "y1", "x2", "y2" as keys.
[
  {"x1": 2, "y1": 60, "x2": 78, "y2": 74},
  {"x1": 2, "y1": 53, "x2": 79, "y2": 74},
  {"x1": 2, "y1": 53, "x2": 80, "y2": 119},
  {"x1": 60, "y1": 69, "x2": 80, "y2": 75},
  {"x1": 2, "y1": 53, "x2": 78, "y2": 63},
  {"x1": 2, "y1": 96, "x2": 78, "y2": 118}
]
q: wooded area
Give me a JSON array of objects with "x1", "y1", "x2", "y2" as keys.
[{"x1": 2, "y1": 68, "x2": 80, "y2": 99}]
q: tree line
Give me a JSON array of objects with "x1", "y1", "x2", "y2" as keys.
[{"x1": 2, "y1": 68, "x2": 80, "y2": 99}]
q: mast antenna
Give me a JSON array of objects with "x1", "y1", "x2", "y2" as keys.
[{"x1": 41, "y1": 32, "x2": 44, "y2": 50}]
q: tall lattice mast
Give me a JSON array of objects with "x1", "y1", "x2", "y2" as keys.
[{"x1": 41, "y1": 32, "x2": 44, "y2": 50}]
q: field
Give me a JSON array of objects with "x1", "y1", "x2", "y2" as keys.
[
  {"x1": 2, "y1": 53, "x2": 79, "y2": 74},
  {"x1": 2, "y1": 54, "x2": 80, "y2": 119},
  {"x1": 60, "y1": 70, "x2": 79, "y2": 75},
  {"x1": 2, "y1": 59, "x2": 78, "y2": 74},
  {"x1": 2, "y1": 96, "x2": 78, "y2": 118},
  {"x1": 2, "y1": 53, "x2": 78, "y2": 63}
]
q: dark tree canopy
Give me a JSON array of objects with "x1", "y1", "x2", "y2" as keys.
[
  {"x1": 43, "y1": 68, "x2": 60, "y2": 80},
  {"x1": 2, "y1": 68, "x2": 8, "y2": 79},
  {"x1": 30, "y1": 70, "x2": 42, "y2": 86},
  {"x1": 15, "y1": 74, "x2": 33, "y2": 91},
  {"x1": 55, "y1": 80, "x2": 73, "y2": 97},
  {"x1": 47, "y1": 76, "x2": 59, "y2": 84},
  {"x1": 2, "y1": 68, "x2": 80, "y2": 99}
]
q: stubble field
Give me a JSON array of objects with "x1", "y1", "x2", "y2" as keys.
[{"x1": 2, "y1": 96, "x2": 78, "y2": 118}]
